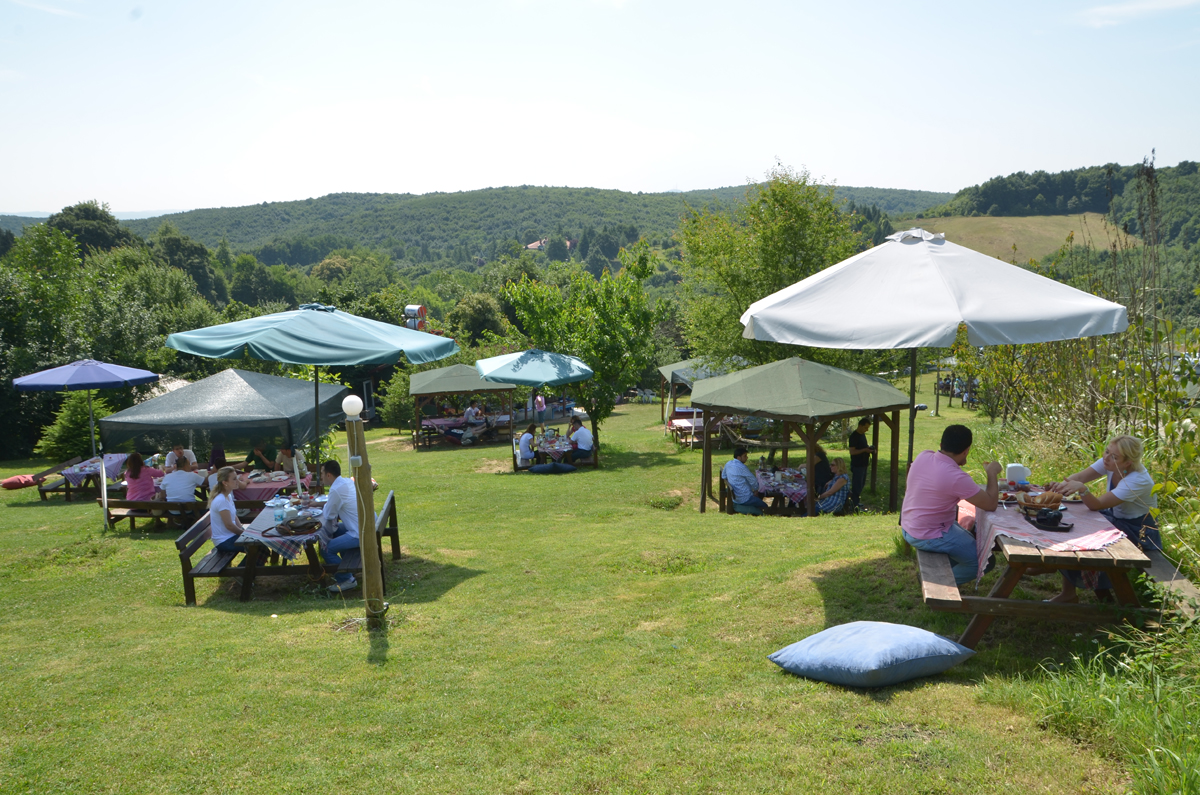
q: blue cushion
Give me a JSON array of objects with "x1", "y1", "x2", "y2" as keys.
[
  {"x1": 528, "y1": 462, "x2": 578, "y2": 475},
  {"x1": 768, "y1": 621, "x2": 974, "y2": 688}
]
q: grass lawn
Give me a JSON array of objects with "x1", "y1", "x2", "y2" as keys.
[
  {"x1": 910, "y1": 213, "x2": 1110, "y2": 264},
  {"x1": 0, "y1": 392, "x2": 1129, "y2": 794}
]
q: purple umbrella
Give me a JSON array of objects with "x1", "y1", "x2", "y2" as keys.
[{"x1": 14, "y1": 359, "x2": 160, "y2": 457}]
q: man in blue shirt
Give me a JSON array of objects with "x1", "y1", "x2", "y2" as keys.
[{"x1": 721, "y1": 447, "x2": 767, "y2": 510}]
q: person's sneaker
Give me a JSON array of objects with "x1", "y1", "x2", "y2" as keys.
[{"x1": 328, "y1": 576, "x2": 358, "y2": 594}]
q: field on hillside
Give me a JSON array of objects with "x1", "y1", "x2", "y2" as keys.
[
  {"x1": 911, "y1": 212, "x2": 1110, "y2": 263},
  {"x1": 0, "y1": 391, "x2": 1135, "y2": 794}
]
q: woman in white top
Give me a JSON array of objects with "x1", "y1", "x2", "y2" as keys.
[
  {"x1": 1046, "y1": 435, "x2": 1160, "y2": 602},
  {"x1": 518, "y1": 423, "x2": 537, "y2": 467},
  {"x1": 208, "y1": 466, "x2": 246, "y2": 553}
]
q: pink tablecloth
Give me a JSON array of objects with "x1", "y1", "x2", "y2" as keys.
[
  {"x1": 235, "y1": 474, "x2": 312, "y2": 501},
  {"x1": 756, "y1": 469, "x2": 807, "y2": 504},
  {"x1": 965, "y1": 500, "x2": 1127, "y2": 583}
]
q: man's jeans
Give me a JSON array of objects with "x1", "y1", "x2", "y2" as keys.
[
  {"x1": 736, "y1": 494, "x2": 769, "y2": 510},
  {"x1": 903, "y1": 523, "x2": 977, "y2": 585},
  {"x1": 322, "y1": 522, "x2": 360, "y2": 584},
  {"x1": 850, "y1": 465, "x2": 868, "y2": 507}
]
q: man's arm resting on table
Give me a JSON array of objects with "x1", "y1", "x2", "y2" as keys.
[{"x1": 964, "y1": 462, "x2": 1003, "y2": 512}]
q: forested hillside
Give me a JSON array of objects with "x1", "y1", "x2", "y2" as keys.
[
  {"x1": 121, "y1": 184, "x2": 951, "y2": 265},
  {"x1": 922, "y1": 160, "x2": 1200, "y2": 249}
]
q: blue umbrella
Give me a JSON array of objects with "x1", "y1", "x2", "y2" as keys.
[
  {"x1": 475, "y1": 349, "x2": 593, "y2": 387},
  {"x1": 14, "y1": 359, "x2": 160, "y2": 457}
]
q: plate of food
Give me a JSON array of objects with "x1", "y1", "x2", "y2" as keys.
[
  {"x1": 1063, "y1": 493, "x2": 1084, "y2": 503},
  {"x1": 999, "y1": 491, "x2": 1019, "y2": 503}
]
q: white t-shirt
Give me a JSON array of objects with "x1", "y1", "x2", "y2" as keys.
[
  {"x1": 165, "y1": 449, "x2": 197, "y2": 470},
  {"x1": 1091, "y1": 458, "x2": 1157, "y2": 519},
  {"x1": 464, "y1": 406, "x2": 483, "y2": 424},
  {"x1": 570, "y1": 426, "x2": 593, "y2": 451},
  {"x1": 210, "y1": 492, "x2": 240, "y2": 546},
  {"x1": 161, "y1": 469, "x2": 206, "y2": 503},
  {"x1": 518, "y1": 432, "x2": 535, "y2": 462},
  {"x1": 322, "y1": 475, "x2": 360, "y2": 538},
  {"x1": 276, "y1": 449, "x2": 307, "y2": 476}
]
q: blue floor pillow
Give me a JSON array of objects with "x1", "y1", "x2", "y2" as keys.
[
  {"x1": 528, "y1": 462, "x2": 577, "y2": 475},
  {"x1": 768, "y1": 621, "x2": 974, "y2": 688}
]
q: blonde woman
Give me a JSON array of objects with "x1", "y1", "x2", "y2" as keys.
[
  {"x1": 1046, "y1": 435, "x2": 1160, "y2": 602},
  {"x1": 814, "y1": 458, "x2": 851, "y2": 516},
  {"x1": 208, "y1": 466, "x2": 246, "y2": 553}
]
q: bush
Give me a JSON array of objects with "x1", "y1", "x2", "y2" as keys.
[
  {"x1": 378, "y1": 370, "x2": 413, "y2": 432},
  {"x1": 34, "y1": 392, "x2": 111, "y2": 462}
]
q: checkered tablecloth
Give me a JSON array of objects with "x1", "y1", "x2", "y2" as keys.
[
  {"x1": 237, "y1": 507, "x2": 327, "y2": 560},
  {"x1": 234, "y1": 474, "x2": 312, "y2": 502},
  {"x1": 537, "y1": 438, "x2": 574, "y2": 461},
  {"x1": 755, "y1": 469, "x2": 807, "y2": 504},
  {"x1": 63, "y1": 454, "x2": 129, "y2": 487}
]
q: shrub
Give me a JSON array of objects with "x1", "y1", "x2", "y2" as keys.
[{"x1": 34, "y1": 392, "x2": 111, "y2": 462}]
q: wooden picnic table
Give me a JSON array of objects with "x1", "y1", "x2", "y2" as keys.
[{"x1": 918, "y1": 501, "x2": 1154, "y2": 648}]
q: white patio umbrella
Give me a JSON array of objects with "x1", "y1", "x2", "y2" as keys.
[{"x1": 740, "y1": 228, "x2": 1129, "y2": 464}]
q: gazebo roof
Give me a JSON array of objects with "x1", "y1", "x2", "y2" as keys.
[
  {"x1": 690, "y1": 358, "x2": 909, "y2": 423},
  {"x1": 409, "y1": 364, "x2": 516, "y2": 397},
  {"x1": 656, "y1": 357, "x2": 744, "y2": 388}
]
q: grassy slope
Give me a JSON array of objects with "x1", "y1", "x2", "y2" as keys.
[
  {"x1": 909, "y1": 213, "x2": 1109, "y2": 263},
  {"x1": 0, "y1": 393, "x2": 1125, "y2": 794}
]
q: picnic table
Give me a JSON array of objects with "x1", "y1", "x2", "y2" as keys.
[
  {"x1": 234, "y1": 473, "x2": 311, "y2": 502},
  {"x1": 537, "y1": 436, "x2": 574, "y2": 462},
  {"x1": 63, "y1": 454, "x2": 129, "y2": 489},
  {"x1": 755, "y1": 468, "x2": 807, "y2": 510},
  {"x1": 918, "y1": 500, "x2": 1154, "y2": 648}
]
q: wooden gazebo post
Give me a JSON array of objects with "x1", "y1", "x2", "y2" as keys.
[
  {"x1": 803, "y1": 422, "x2": 816, "y2": 517},
  {"x1": 870, "y1": 414, "x2": 880, "y2": 494},
  {"x1": 699, "y1": 408, "x2": 711, "y2": 513},
  {"x1": 660, "y1": 374, "x2": 667, "y2": 424}
]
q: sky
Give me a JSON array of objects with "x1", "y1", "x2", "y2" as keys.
[{"x1": 2, "y1": 0, "x2": 1198, "y2": 213}]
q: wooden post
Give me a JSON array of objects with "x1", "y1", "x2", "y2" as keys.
[
  {"x1": 907, "y1": 348, "x2": 917, "y2": 468},
  {"x1": 700, "y1": 408, "x2": 710, "y2": 513},
  {"x1": 660, "y1": 374, "x2": 666, "y2": 423},
  {"x1": 870, "y1": 414, "x2": 880, "y2": 493},
  {"x1": 781, "y1": 422, "x2": 789, "y2": 468},
  {"x1": 889, "y1": 409, "x2": 901, "y2": 512},
  {"x1": 345, "y1": 408, "x2": 387, "y2": 630}
]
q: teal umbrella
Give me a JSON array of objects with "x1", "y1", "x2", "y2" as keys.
[
  {"x1": 475, "y1": 349, "x2": 592, "y2": 387},
  {"x1": 166, "y1": 304, "x2": 459, "y2": 448}
]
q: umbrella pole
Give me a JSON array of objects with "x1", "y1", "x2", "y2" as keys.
[
  {"x1": 87, "y1": 390, "x2": 97, "y2": 458},
  {"x1": 313, "y1": 366, "x2": 321, "y2": 486},
  {"x1": 907, "y1": 348, "x2": 917, "y2": 468}
]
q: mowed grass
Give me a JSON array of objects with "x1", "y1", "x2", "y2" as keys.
[
  {"x1": 912, "y1": 213, "x2": 1110, "y2": 263},
  {"x1": 0, "y1": 400, "x2": 1127, "y2": 794}
]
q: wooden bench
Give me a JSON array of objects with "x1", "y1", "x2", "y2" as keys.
[
  {"x1": 512, "y1": 437, "x2": 532, "y2": 472},
  {"x1": 1144, "y1": 549, "x2": 1200, "y2": 618},
  {"x1": 176, "y1": 491, "x2": 401, "y2": 605},
  {"x1": 99, "y1": 498, "x2": 266, "y2": 532},
  {"x1": 36, "y1": 457, "x2": 84, "y2": 501}
]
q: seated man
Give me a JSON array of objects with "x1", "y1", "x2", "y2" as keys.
[
  {"x1": 319, "y1": 460, "x2": 360, "y2": 594},
  {"x1": 721, "y1": 446, "x2": 768, "y2": 512},
  {"x1": 901, "y1": 424, "x2": 1001, "y2": 585},
  {"x1": 274, "y1": 444, "x2": 307, "y2": 477},
  {"x1": 245, "y1": 441, "x2": 277, "y2": 471},
  {"x1": 158, "y1": 457, "x2": 209, "y2": 521},
  {"x1": 566, "y1": 416, "x2": 594, "y2": 463},
  {"x1": 463, "y1": 400, "x2": 486, "y2": 426},
  {"x1": 163, "y1": 444, "x2": 197, "y2": 473}
]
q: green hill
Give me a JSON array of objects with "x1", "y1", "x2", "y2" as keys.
[
  {"x1": 121, "y1": 184, "x2": 952, "y2": 256},
  {"x1": 0, "y1": 215, "x2": 44, "y2": 236}
]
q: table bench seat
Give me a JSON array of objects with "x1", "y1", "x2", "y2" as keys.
[{"x1": 36, "y1": 456, "x2": 85, "y2": 501}]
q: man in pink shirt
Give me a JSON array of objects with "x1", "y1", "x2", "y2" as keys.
[{"x1": 901, "y1": 425, "x2": 1001, "y2": 584}]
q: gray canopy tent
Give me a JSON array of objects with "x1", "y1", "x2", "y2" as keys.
[
  {"x1": 657, "y1": 357, "x2": 746, "y2": 424},
  {"x1": 409, "y1": 364, "x2": 517, "y2": 449},
  {"x1": 691, "y1": 358, "x2": 910, "y2": 515},
  {"x1": 99, "y1": 369, "x2": 350, "y2": 454}
]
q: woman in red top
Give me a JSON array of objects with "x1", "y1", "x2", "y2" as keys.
[{"x1": 124, "y1": 452, "x2": 164, "y2": 501}]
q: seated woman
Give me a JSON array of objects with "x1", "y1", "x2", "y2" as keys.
[
  {"x1": 124, "y1": 452, "x2": 164, "y2": 502},
  {"x1": 208, "y1": 467, "x2": 247, "y2": 553},
  {"x1": 1045, "y1": 434, "x2": 1160, "y2": 603},
  {"x1": 811, "y1": 443, "x2": 833, "y2": 495},
  {"x1": 813, "y1": 458, "x2": 851, "y2": 516},
  {"x1": 518, "y1": 423, "x2": 537, "y2": 467}
]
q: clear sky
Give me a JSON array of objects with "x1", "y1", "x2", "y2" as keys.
[{"x1": 2, "y1": 0, "x2": 1198, "y2": 213}]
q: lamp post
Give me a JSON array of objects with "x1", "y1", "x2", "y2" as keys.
[{"x1": 342, "y1": 394, "x2": 387, "y2": 630}]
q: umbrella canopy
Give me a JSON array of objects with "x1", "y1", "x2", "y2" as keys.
[
  {"x1": 99, "y1": 368, "x2": 349, "y2": 452},
  {"x1": 475, "y1": 349, "x2": 593, "y2": 388},
  {"x1": 14, "y1": 359, "x2": 161, "y2": 460},
  {"x1": 409, "y1": 364, "x2": 516, "y2": 397},
  {"x1": 165, "y1": 303, "x2": 459, "y2": 366},
  {"x1": 13, "y1": 359, "x2": 160, "y2": 392},
  {"x1": 691, "y1": 358, "x2": 909, "y2": 422},
  {"x1": 740, "y1": 228, "x2": 1129, "y2": 349}
]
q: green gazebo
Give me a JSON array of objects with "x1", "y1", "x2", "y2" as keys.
[{"x1": 690, "y1": 358, "x2": 910, "y2": 515}]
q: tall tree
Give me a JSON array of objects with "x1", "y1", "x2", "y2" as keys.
[
  {"x1": 676, "y1": 165, "x2": 862, "y2": 367},
  {"x1": 152, "y1": 222, "x2": 228, "y2": 305},
  {"x1": 504, "y1": 240, "x2": 665, "y2": 462},
  {"x1": 47, "y1": 200, "x2": 141, "y2": 253}
]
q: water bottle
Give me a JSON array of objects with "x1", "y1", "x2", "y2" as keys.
[{"x1": 274, "y1": 507, "x2": 285, "y2": 526}]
